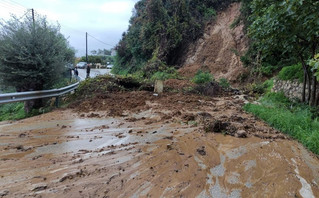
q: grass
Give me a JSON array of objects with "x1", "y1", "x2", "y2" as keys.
[
  {"x1": 0, "y1": 103, "x2": 26, "y2": 121},
  {"x1": 244, "y1": 92, "x2": 319, "y2": 155}
]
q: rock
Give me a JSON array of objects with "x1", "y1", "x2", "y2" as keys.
[
  {"x1": 166, "y1": 144, "x2": 173, "y2": 150},
  {"x1": 59, "y1": 173, "x2": 74, "y2": 182},
  {"x1": 32, "y1": 184, "x2": 47, "y2": 192},
  {"x1": 0, "y1": 190, "x2": 9, "y2": 197},
  {"x1": 197, "y1": 147, "x2": 206, "y2": 156},
  {"x1": 236, "y1": 130, "x2": 247, "y2": 138}
]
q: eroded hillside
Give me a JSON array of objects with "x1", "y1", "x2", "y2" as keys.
[{"x1": 179, "y1": 3, "x2": 248, "y2": 82}]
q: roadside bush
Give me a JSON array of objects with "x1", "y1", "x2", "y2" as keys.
[
  {"x1": 219, "y1": 78, "x2": 230, "y2": 89},
  {"x1": 278, "y1": 63, "x2": 304, "y2": 82},
  {"x1": 260, "y1": 64, "x2": 277, "y2": 76},
  {"x1": 192, "y1": 70, "x2": 214, "y2": 84},
  {"x1": 263, "y1": 79, "x2": 274, "y2": 93},
  {"x1": 150, "y1": 67, "x2": 179, "y2": 81},
  {"x1": 0, "y1": 103, "x2": 26, "y2": 121}
]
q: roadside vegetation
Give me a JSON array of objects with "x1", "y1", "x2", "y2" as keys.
[
  {"x1": 244, "y1": 92, "x2": 319, "y2": 154},
  {"x1": 0, "y1": 12, "x2": 75, "y2": 113}
]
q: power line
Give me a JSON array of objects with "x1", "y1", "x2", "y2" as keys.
[
  {"x1": 3, "y1": 0, "x2": 28, "y2": 10},
  {"x1": 0, "y1": 1, "x2": 26, "y2": 12},
  {"x1": 87, "y1": 33, "x2": 114, "y2": 47}
]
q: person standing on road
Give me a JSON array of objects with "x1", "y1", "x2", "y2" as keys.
[
  {"x1": 86, "y1": 64, "x2": 91, "y2": 79},
  {"x1": 74, "y1": 67, "x2": 80, "y2": 81}
]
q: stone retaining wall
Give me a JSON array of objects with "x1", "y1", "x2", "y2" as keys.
[{"x1": 271, "y1": 79, "x2": 318, "y2": 101}]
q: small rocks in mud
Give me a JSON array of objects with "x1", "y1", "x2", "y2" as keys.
[
  {"x1": 235, "y1": 130, "x2": 247, "y2": 138},
  {"x1": 32, "y1": 155, "x2": 42, "y2": 160},
  {"x1": 182, "y1": 113, "x2": 196, "y2": 121},
  {"x1": 87, "y1": 113, "x2": 101, "y2": 118},
  {"x1": 204, "y1": 120, "x2": 230, "y2": 133},
  {"x1": 32, "y1": 184, "x2": 47, "y2": 192},
  {"x1": 164, "y1": 136, "x2": 174, "y2": 140},
  {"x1": 18, "y1": 133, "x2": 26, "y2": 138},
  {"x1": 197, "y1": 112, "x2": 212, "y2": 118},
  {"x1": 197, "y1": 146, "x2": 206, "y2": 156},
  {"x1": 167, "y1": 144, "x2": 173, "y2": 150},
  {"x1": 125, "y1": 117, "x2": 138, "y2": 122},
  {"x1": 0, "y1": 190, "x2": 9, "y2": 197}
]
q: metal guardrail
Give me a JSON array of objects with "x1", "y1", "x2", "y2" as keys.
[{"x1": 0, "y1": 82, "x2": 79, "y2": 106}]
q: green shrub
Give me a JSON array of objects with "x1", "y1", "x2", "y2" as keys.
[
  {"x1": 0, "y1": 103, "x2": 26, "y2": 121},
  {"x1": 260, "y1": 64, "x2": 277, "y2": 76},
  {"x1": 240, "y1": 55, "x2": 251, "y2": 67},
  {"x1": 219, "y1": 78, "x2": 230, "y2": 89},
  {"x1": 244, "y1": 92, "x2": 319, "y2": 155},
  {"x1": 263, "y1": 79, "x2": 274, "y2": 93},
  {"x1": 150, "y1": 67, "x2": 179, "y2": 81},
  {"x1": 192, "y1": 70, "x2": 214, "y2": 84},
  {"x1": 278, "y1": 63, "x2": 304, "y2": 82}
]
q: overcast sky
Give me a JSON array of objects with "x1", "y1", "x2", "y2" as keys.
[{"x1": 0, "y1": 0, "x2": 137, "y2": 57}]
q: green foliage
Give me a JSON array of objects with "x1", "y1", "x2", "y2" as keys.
[
  {"x1": 247, "y1": 0, "x2": 319, "y2": 73},
  {"x1": 192, "y1": 70, "x2": 214, "y2": 84},
  {"x1": 230, "y1": 17, "x2": 240, "y2": 29},
  {"x1": 240, "y1": 55, "x2": 251, "y2": 67},
  {"x1": 244, "y1": 92, "x2": 319, "y2": 154},
  {"x1": 219, "y1": 78, "x2": 230, "y2": 89},
  {"x1": 113, "y1": 0, "x2": 236, "y2": 75},
  {"x1": 278, "y1": 64, "x2": 304, "y2": 82},
  {"x1": 260, "y1": 63, "x2": 277, "y2": 76},
  {"x1": 0, "y1": 14, "x2": 75, "y2": 92},
  {"x1": 263, "y1": 79, "x2": 274, "y2": 93},
  {"x1": 0, "y1": 103, "x2": 26, "y2": 121},
  {"x1": 150, "y1": 67, "x2": 179, "y2": 81}
]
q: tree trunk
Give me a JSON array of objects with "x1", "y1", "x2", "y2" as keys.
[
  {"x1": 23, "y1": 83, "x2": 44, "y2": 114},
  {"x1": 300, "y1": 54, "x2": 311, "y2": 104},
  {"x1": 311, "y1": 71, "x2": 317, "y2": 106},
  {"x1": 302, "y1": 71, "x2": 307, "y2": 102},
  {"x1": 307, "y1": 74, "x2": 312, "y2": 103}
]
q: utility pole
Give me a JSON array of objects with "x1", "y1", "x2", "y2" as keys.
[
  {"x1": 86, "y1": 32, "x2": 88, "y2": 63},
  {"x1": 31, "y1": 8, "x2": 35, "y2": 25}
]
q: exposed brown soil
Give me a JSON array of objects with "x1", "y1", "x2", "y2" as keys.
[
  {"x1": 1, "y1": 90, "x2": 319, "y2": 197},
  {"x1": 179, "y1": 3, "x2": 248, "y2": 83}
]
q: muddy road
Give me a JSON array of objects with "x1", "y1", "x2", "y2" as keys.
[{"x1": 0, "y1": 92, "x2": 319, "y2": 198}]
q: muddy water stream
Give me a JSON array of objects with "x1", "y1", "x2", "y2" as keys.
[{"x1": 0, "y1": 108, "x2": 319, "y2": 198}]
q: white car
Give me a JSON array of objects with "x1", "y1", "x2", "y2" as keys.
[
  {"x1": 106, "y1": 64, "x2": 113, "y2": 69},
  {"x1": 76, "y1": 62, "x2": 87, "y2": 69}
]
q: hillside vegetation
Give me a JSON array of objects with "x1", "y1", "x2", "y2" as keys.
[{"x1": 113, "y1": 0, "x2": 238, "y2": 76}]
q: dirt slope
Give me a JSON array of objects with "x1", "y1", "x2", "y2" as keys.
[
  {"x1": 179, "y1": 3, "x2": 248, "y2": 82},
  {"x1": 1, "y1": 91, "x2": 319, "y2": 197}
]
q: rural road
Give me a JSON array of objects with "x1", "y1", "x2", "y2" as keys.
[{"x1": 77, "y1": 68, "x2": 111, "y2": 80}]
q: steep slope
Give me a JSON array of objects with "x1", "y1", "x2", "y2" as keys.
[{"x1": 179, "y1": 3, "x2": 248, "y2": 82}]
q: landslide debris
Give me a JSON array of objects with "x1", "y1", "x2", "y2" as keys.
[
  {"x1": 179, "y1": 2, "x2": 248, "y2": 83},
  {"x1": 68, "y1": 75, "x2": 286, "y2": 140}
]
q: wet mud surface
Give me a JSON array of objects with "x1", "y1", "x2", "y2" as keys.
[{"x1": 1, "y1": 92, "x2": 319, "y2": 198}]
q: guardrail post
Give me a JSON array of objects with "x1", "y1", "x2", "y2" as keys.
[{"x1": 55, "y1": 96, "x2": 59, "y2": 108}]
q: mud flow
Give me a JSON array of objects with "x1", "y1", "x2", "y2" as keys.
[{"x1": 0, "y1": 92, "x2": 319, "y2": 198}]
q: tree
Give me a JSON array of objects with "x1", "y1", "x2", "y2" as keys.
[
  {"x1": 248, "y1": 0, "x2": 319, "y2": 105},
  {"x1": 0, "y1": 13, "x2": 75, "y2": 112}
]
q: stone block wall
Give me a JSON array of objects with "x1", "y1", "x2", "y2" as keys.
[{"x1": 271, "y1": 79, "x2": 312, "y2": 101}]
